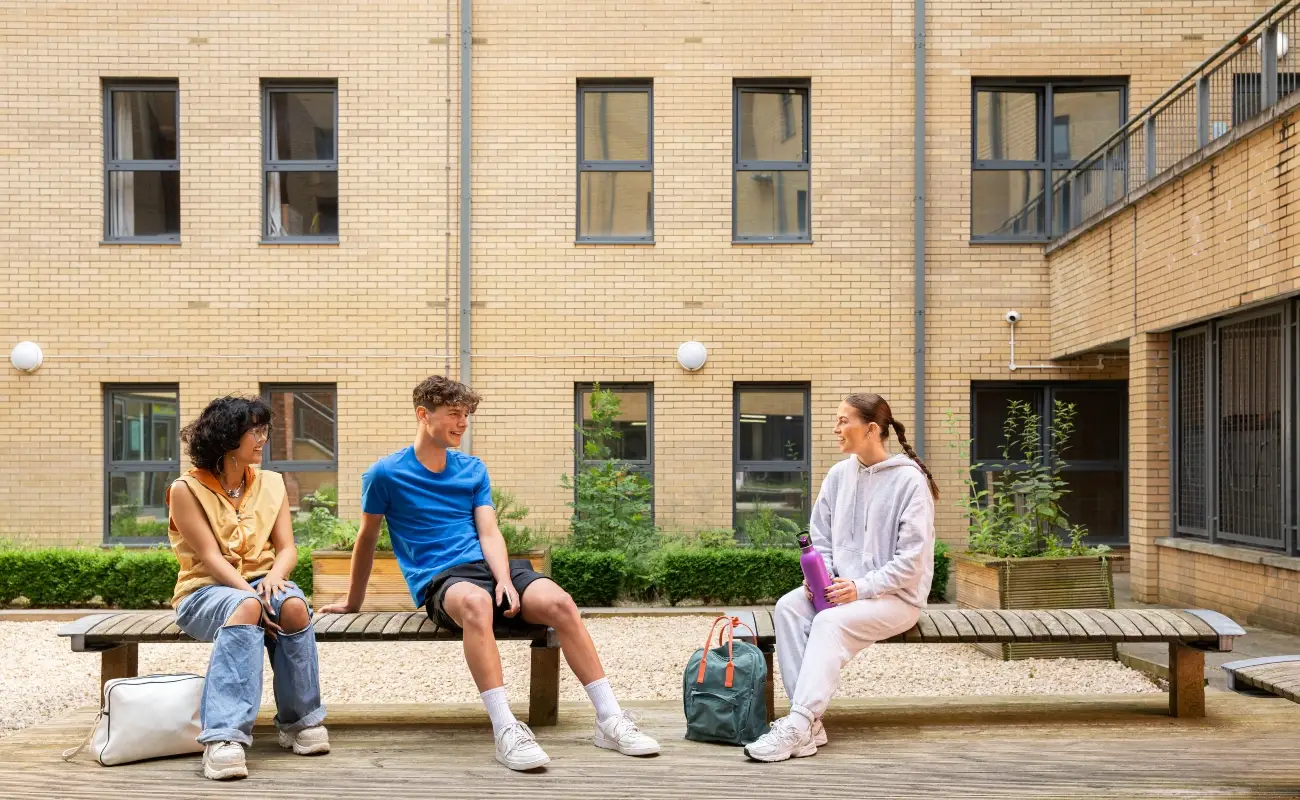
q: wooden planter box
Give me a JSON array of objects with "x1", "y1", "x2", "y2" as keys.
[
  {"x1": 311, "y1": 547, "x2": 552, "y2": 612},
  {"x1": 954, "y1": 552, "x2": 1116, "y2": 661}
]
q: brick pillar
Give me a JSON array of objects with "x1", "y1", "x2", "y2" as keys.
[{"x1": 1128, "y1": 332, "x2": 1171, "y2": 603}]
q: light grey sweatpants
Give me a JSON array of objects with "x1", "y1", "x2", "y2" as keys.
[{"x1": 774, "y1": 587, "x2": 921, "y2": 719}]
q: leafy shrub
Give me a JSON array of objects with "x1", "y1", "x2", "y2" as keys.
[
  {"x1": 738, "y1": 506, "x2": 801, "y2": 549},
  {"x1": 656, "y1": 548, "x2": 803, "y2": 605},
  {"x1": 930, "y1": 540, "x2": 951, "y2": 603},
  {"x1": 493, "y1": 488, "x2": 535, "y2": 553},
  {"x1": 551, "y1": 548, "x2": 627, "y2": 606}
]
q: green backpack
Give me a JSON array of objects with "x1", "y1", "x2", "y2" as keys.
[{"x1": 682, "y1": 616, "x2": 770, "y2": 746}]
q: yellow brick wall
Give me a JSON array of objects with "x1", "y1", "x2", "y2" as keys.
[{"x1": 0, "y1": 1, "x2": 1267, "y2": 547}]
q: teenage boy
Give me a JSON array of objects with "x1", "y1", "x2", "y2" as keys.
[{"x1": 320, "y1": 376, "x2": 659, "y2": 770}]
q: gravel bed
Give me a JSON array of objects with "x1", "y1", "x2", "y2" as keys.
[{"x1": 0, "y1": 617, "x2": 1159, "y2": 740}]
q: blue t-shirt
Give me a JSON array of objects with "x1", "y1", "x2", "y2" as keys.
[{"x1": 361, "y1": 447, "x2": 493, "y2": 604}]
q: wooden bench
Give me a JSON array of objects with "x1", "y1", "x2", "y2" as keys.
[
  {"x1": 730, "y1": 606, "x2": 1245, "y2": 719},
  {"x1": 1221, "y1": 655, "x2": 1300, "y2": 704},
  {"x1": 58, "y1": 611, "x2": 563, "y2": 726}
]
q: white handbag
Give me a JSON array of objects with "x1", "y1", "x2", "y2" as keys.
[{"x1": 63, "y1": 674, "x2": 206, "y2": 766}]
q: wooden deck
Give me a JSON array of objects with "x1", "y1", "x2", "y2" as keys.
[{"x1": 3, "y1": 693, "x2": 1300, "y2": 798}]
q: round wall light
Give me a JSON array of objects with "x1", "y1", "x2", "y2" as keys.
[
  {"x1": 676, "y1": 341, "x2": 708, "y2": 371},
  {"x1": 10, "y1": 341, "x2": 43, "y2": 373}
]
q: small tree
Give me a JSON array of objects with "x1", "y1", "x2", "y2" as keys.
[
  {"x1": 492, "y1": 488, "x2": 534, "y2": 553},
  {"x1": 947, "y1": 400, "x2": 1108, "y2": 559},
  {"x1": 561, "y1": 385, "x2": 656, "y2": 556}
]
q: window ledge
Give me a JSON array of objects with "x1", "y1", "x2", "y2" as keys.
[
  {"x1": 101, "y1": 239, "x2": 181, "y2": 246},
  {"x1": 575, "y1": 238, "x2": 655, "y2": 246},
  {"x1": 1156, "y1": 537, "x2": 1300, "y2": 572},
  {"x1": 732, "y1": 238, "x2": 813, "y2": 245},
  {"x1": 261, "y1": 237, "x2": 340, "y2": 246}
]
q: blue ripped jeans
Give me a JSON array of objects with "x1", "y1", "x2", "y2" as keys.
[{"x1": 175, "y1": 578, "x2": 326, "y2": 746}]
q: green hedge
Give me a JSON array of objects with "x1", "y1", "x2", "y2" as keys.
[
  {"x1": 930, "y1": 541, "x2": 951, "y2": 604},
  {"x1": 0, "y1": 547, "x2": 314, "y2": 608},
  {"x1": 656, "y1": 548, "x2": 802, "y2": 605},
  {"x1": 551, "y1": 548, "x2": 627, "y2": 606}
]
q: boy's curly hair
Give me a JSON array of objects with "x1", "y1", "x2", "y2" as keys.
[
  {"x1": 180, "y1": 395, "x2": 272, "y2": 474},
  {"x1": 413, "y1": 375, "x2": 482, "y2": 414}
]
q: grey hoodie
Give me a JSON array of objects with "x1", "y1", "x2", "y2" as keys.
[{"x1": 807, "y1": 452, "x2": 936, "y2": 608}]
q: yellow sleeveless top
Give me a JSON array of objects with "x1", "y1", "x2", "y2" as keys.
[{"x1": 167, "y1": 467, "x2": 286, "y2": 607}]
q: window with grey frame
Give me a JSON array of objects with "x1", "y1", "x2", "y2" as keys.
[
  {"x1": 970, "y1": 381, "x2": 1129, "y2": 546},
  {"x1": 734, "y1": 81, "x2": 810, "y2": 242},
  {"x1": 104, "y1": 81, "x2": 180, "y2": 242},
  {"x1": 575, "y1": 383, "x2": 653, "y2": 482},
  {"x1": 1173, "y1": 301, "x2": 1297, "y2": 556},
  {"x1": 577, "y1": 82, "x2": 653, "y2": 242},
  {"x1": 734, "y1": 384, "x2": 810, "y2": 537},
  {"x1": 105, "y1": 385, "x2": 180, "y2": 543},
  {"x1": 263, "y1": 82, "x2": 338, "y2": 242},
  {"x1": 262, "y1": 384, "x2": 339, "y2": 515},
  {"x1": 971, "y1": 79, "x2": 1126, "y2": 241}
]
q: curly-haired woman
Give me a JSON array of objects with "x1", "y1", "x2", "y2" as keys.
[{"x1": 167, "y1": 395, "x2": 327, "y2": 781}]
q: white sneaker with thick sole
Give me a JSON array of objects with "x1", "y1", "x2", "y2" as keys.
[
  {"x1": 278, "y1": 725, "x2": 330, "y2": 755},
  {"x1": 742, "y1": 715, "x2": 817, "y2": 763},
  {"x1": 495, "y1": 721, "x2": 551, "y2": 771},
  {"x1": 594, "y1": 710, "x2": 660, "y2": 756},
  {"x1": 812, "y1": 718, "x2": 828, "y2": 747},
  {"x1": 202, "y1": 741, "x2": 248, "y2": 780}
]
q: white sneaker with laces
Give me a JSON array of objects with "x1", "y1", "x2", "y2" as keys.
[
  {"x1": 594, "y1": 710, "x2": 660, "y2": 756},
  {"x1": 494, "y1": 721, "x2": 551, "y2": 771},
  {"x1": 278, "y1": 725, "x2": 330, "y2": 755},
  {"x1": 812, "y1": 718, "x2": 828, "y2": 747},
  {"x1": 202, "y1": 741, "x2": 248, "y2": 780},
  {"x1": 742, "y1": 715, "x2": 817, "y2": 763}
]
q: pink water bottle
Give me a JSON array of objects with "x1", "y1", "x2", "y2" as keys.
[{"x1": 798, "y1": 531, "x2": 833, "y2": 613}]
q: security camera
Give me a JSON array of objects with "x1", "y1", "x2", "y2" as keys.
[{"x1": 1004, "y1": 310, "x2": 1021, "y2": 324}]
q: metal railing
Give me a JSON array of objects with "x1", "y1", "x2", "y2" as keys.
[{"x1": 1012, "y1": 0, "x2": 1300, "y2": 240}]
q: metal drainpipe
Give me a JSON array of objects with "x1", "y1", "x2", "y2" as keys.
[
  {"x1": 459, "y1": 0, "x2": 473, "y2": 452},
  {"x1": 913, "y1": 0, "x2": 926, "y2": 456}
]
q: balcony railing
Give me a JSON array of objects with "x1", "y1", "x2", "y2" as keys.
[{"x1": 998, "y1": 0, "x2": 1300, "y2": 241}]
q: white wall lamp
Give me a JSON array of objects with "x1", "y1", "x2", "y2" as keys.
[
  {"x1": 676, "y1": 341, "x2": 708, "y2": 371},
  {"x1": 10, "y1": 341, "x2": 43, "y2": 373}
]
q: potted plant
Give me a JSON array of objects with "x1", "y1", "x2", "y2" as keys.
[
  {"x1": 305, "y1": 488, "x2": 551, "y2": 612},
  {"x1": 948, "y1": 400, "x2": 1115, "y2": 661}
]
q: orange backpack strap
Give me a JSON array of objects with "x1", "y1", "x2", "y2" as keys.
[{"x1": 695, "y1": 615, "x2": 732, "y2": 685}]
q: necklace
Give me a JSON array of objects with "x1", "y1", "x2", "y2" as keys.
[{"x1": 223, "y1": 474, "x2": 246, "y2": 499}]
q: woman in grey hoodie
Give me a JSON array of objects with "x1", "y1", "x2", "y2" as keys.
[{"x1": 744, "y1": 393, "x2": 939, "y2": 763}]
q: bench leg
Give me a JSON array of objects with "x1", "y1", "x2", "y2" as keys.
[
  {"x1": 528, "y1": 644, "x2": 560, "y2": 727},
  {"x1": 1169, "y1": 643, "x2": 1205, "y2": 718},
  {"x1": 100, "y1": 644, "x2": 138, "y2": 703},
  {"x1": 764, "y1": 650, "x2": 776, "y2": 723}
]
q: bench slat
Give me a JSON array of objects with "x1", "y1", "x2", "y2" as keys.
[
  {"x1": 122, "y1": 612, "x2": 171, "y2": 639},
  {"x1": 381, "y1": 612, "x2": 415, "y2": 639},
  {"x1": 1170, "y1": 610, "x2": 1217, "y2": 639},
  {"x1": 927, "y1": 611, "x2": 959, "y2": 641},
  {"x1": 92, "y1": 614, "x2": 140, "y2": 638},
  {"x1": 345, "y1": 613, "x2": 379, "y2": 637},
  {"x1": 1119, "y1": 609, "x2": 1163, "y2": 639},
  {"x1": 1153, "y1": 610, "x2": 1201, "y2": 641},
  {"x1": 311, "y1": 613, "x2": 347, "y2": 636},
  {"x1": 1078, "y1": 609, "x2": 1125, "y2": 640},
  {"x1": 1015, "y1": 610, "x2": 1052, "y2": 642},
  {"x1": 974, "y1": 610, "x2": 1015, "y2": 640},
  {"x1": 1047, "y1": 610, "x2": 1089, "y2": 642},
  {"x1": 1062, "y1": 609, "x2": 1110, "y2": 640},
  {"x1": 991, "y1": 610, "x2": 1034, "y2": 641},
  {"x1": 915, "y1": 613, "x2": 942, "y2": 643},
  {"x1": 1021, "y1": 610, "x2": 1069, "y2": 642},
  {"x1": 400, "y1": 612, "x2": 427, "y2": 636},
  {"x1": 159, "y1": 621, "x2": 185, "y2": 639},
  {"x1": 942, "y1": 610, "x2": 980, "y2": 639},
  {"x1": 141, "y1": 613, "x2": 176, "y2": 638},
  {"x1": 1097, "y1": 610, "x2": 1144, "y2": 640},
  {"x1": 363, "y1": 613, "x2": 393, "y2": 640},
  {"x1": 753, "y1": 610, "x2": 775, "y2": 643},
  {"x1": 1136, "y1": 610, "x2": 1181, "y2": 639}
]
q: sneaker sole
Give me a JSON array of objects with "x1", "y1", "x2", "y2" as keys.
[
  {"x1": 495, "y1": 751, "x2": 551, "y2": 771},
  {"x1": 812, "y1": 734, "x2": 828, "y2": 747},
  {"x1": 202, "y1": 763, "x2": 248, "y2": 781},
  {"x1": 594, "y1": 736, "x2": 660, "y2": 756},
  {"x1": 284, "y1": 741, "x2": 331, "y2": 755},
  {"x1": 743, "y1": 743, "x2": 818, "y2": 763}
]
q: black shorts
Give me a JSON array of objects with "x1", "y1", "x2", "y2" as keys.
[{"x1": 422, "y1": 559, "x2": 551, "y2": 631}]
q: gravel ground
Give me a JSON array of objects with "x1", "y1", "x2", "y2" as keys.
[{"x1": 0, "y1": 617, "x2": 1159, "y2": 740}]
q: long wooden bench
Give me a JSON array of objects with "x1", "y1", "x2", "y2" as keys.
[
  {"x1": 58, "y1": 611, "x2": 563, "y2": 726},
  {"x1": 728, "y1": 606, "x2": 1245, "y2": 719},
  {"x1": 1221, "y1": 655, "x2": 1300, "y2": 704}
]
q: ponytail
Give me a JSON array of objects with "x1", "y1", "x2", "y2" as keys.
[{"x1": 889, "y1": 419, "x2": 939, "y2": 500}]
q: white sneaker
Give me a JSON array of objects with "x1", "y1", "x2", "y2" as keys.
[
  {"x1": 494, "y1": 721, "x2": 551, "y2": 771},
  {"x1": 812, "y1": 718, "x2": 828, "y2": 747},
  {"x1": 594, "y1": 710, "x2": 660, "y2": 756},
  {"x1": 278, "y1": 725, "x2": 330, "y2": 755},
  {"x1": 743, "y1": 715, "x2": 817, "y2": 763},
  {"x1": 202, "y1": 741, "x2": 248, "y2": 780}
]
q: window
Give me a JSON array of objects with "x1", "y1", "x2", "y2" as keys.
[
  {"x1": 734, "y1": 384, "x2": 810, "y2": 537},
  {"x1": 1174, "y1": 302, "x2": 1296, "y2": 555},
  {"x1": 971, "y1": 382, "x2": 1129, "y2": 546},
  {"x1": 575, "y1": 383, "x2": 653, "y2": 482},
  {"x1": 577, "y1": 82, "x2": 652, "y2": 242},
  {"x1": 263, "y1": 82, "x2": 338, "y2": 242},
  {"x1": 971, "y1": 79, "x2": 1126, "y2": 241},
  {"x1": 262, "y1": 385, "x2": 338, "y2": 515},
  {"x1": 734, "y1": 81, "x2": 810, "y2": 242},
  {"x1": 105, "y1": 386, "x2": 180, "y2": 542},
  {"x1": 104, "y1": 81, "x2": 180, "y2": 242}
]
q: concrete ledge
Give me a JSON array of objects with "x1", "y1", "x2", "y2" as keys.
[{"x1": 1155, "y1": 537, "x2": 1300, "y2": 573}]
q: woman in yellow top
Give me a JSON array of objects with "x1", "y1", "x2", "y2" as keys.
[{"x1": 168, "y1": 396, "x2": 328, "y2": 781}]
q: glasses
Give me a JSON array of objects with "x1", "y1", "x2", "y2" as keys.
[{"x1": 248, "y1": 425, "x2": 271, "y2": 444}]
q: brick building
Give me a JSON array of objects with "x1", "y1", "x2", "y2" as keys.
[{"x1": 2, "y1": 2, "x2": 1295, "y2": 628}]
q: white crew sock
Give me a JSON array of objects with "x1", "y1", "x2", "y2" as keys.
[
  {"x1": 583, "y1": 678, "x2": 622, "y2": 722},
  {"x1": 480, "y1": 686, "x2": 517, "y2": 736},
  {"x1": 788, "y1": 704, "x2": 813, "y2": 734}
]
